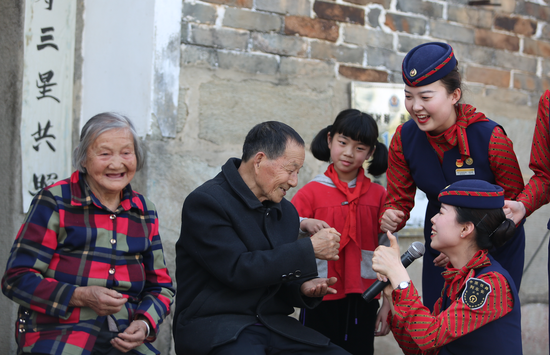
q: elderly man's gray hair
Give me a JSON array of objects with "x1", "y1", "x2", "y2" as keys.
[
  {"x1": 241, "y1": 121, "x2": 304, "y2": 162},
  {"x1": 72, "y1": 112, "x2": 144, "y2": 173}
]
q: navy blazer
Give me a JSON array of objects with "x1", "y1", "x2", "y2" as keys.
[{"x1": 173, "y1": 158, "x2": 329, "y2": 355}]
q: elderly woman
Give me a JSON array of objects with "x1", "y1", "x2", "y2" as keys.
[{"x1": 2, "y1": 112, "x2": 174, "y2": 355}]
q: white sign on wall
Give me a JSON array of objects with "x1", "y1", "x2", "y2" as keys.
[
  {"x1": 351, "y1": 82, "x2": 427, "y2": 229},
  {"x1": 20, "y1": 0, "x2": 76, "y2": 212}
]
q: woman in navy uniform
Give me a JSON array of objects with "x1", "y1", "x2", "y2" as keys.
[
  {"x1": 504, "y1": 90, "x2": 550, "y2": 350},
  {"x1": 380, "y1": 42, "x2": 525, "y2": 310},
  {"x1": 373, "y1": 180, "x2": 522, "y2": 355}
]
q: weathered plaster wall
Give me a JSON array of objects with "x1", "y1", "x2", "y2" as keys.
[{"x1": 0, "y1": 2, "x2": 26, "y2": 354}]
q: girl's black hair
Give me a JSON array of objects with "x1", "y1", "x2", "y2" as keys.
[
  {"x1": 454, "y1": 206, "x2": 515, "y2": 249},
  {"x1": 310, "y1": 109, "x2": 388, "y2": 176}
]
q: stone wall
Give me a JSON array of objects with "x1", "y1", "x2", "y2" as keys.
[{"x1": 156, "y1": 0, "x2": 550, "y2": 353}]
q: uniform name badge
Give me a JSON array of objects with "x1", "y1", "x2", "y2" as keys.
[
  {"x1": 456, "y1": 168, "x2": 475, "y2": 176},
  {"x1": 462, "y1": 277, "x2": 492, "y2": 310}
]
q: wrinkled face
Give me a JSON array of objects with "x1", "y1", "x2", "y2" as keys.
[
  {"x1": 430, "y1": 203, "x2": 464, "y2": 252},
  {"x1": 328, "y1": 133, "x2": 372, "y2": 183},
  {"x1": 404, "y1": 81, "x2": 460, "y2": 135},
  {"x1": 255, "y1": 140, "x2": 305, "y2": 203},
  {"x1": 83, "y1": 128, "x2": 137, "y2": 198}
]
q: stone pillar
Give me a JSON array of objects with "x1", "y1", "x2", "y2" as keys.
[{"x1": 0, "y1": 2, "x2": 25, "y2": 354}]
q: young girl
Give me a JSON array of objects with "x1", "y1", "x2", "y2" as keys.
[
  {"x1": 292, "y1": 109, "x2": 390, "y2": 355},
  {"x1": 373, "y1": 180, "x2": 522, "y2": 355},
  {"x1": 380, "y1": 42, "x2": 525, "y2": 311}
]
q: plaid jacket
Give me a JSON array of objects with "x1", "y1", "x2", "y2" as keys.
[{"x1": 2, "y1": 171, "x2": 174, "y2": 355}]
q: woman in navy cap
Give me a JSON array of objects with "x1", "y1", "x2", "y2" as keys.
[
  {"x1": 380, "y1": 41, "x2": 525, "y2": 311},
  {"x1": 373, "y1": 180, "x2": 522, "y2": 355}
]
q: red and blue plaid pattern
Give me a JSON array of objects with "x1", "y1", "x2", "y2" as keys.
[{"x1": 2, "y1": 171, "x2": 174, "y2": 355}]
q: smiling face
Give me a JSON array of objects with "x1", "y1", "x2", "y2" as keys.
[
  {"x1": 404, "y1": 80, "x2": 461, "y2": 135},
  {"x1": 430, "y1": 203, "x2": 465, "y2": 253},
  {"x1": 328, "y1": 133, "x2": 372, "y2": 183},
  {"x1": 82, "y1": 128, "x2": 137, "y2": 201},
  {"x1": 254, "y1": 140, "x2": 305, "y2": 203}
]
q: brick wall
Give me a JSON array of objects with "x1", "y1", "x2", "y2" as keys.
[{"x1": 182, "y1": 0, "x2": 550, "y2": 101}]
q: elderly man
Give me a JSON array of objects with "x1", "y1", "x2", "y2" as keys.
[{"x1": 173, "y1": 121, "x2": 350, "y2": 355}]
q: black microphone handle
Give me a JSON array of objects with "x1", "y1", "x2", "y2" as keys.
[{"x1": 361, "y1": 245, "x2": 422, "y2": 302}]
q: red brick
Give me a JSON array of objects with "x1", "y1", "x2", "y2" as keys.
[
  {"x1": 524, "y1": 38, "x2": 550, "y2": 57},
  {"x1": 494, "y1": 15, "x2": 536, "y2": 36},
  {"x1": 465, "y1": 66, "x2": 510, "y2": 88},
  {"x1": 314, "y1": 1, "x2": 365, "y2": 25},
  {"x1": 202, "y1": 0, "x2": 252, "y2": 8},
  {"x1": 474, "y1": 28, "x2": 519, "y2": 52},
  {"x1": 523, "y1": 1, "x2": 550, "y2": 22},
  {"x1": 343, "y1": 0, "x2": 390, "y2": 6},
  {"x1": 384, "y1": 13, "x2": 426, "y2": 35},
  {"x1": 513, "y1": 73, "x2": 537, "y2": 91},
  {"x1": 338, "y1": 65, "x2": 388, "y2": 82},
  {"x1": 285, "y1": 16, "x2": 339, "y2": 42}
]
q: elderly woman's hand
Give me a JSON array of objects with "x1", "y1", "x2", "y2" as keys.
[
  {"x1": 69, "y1": 286, "x2": 128, "y2": 316},
  {"x1": 111, "y1": 319, "x2": 151, "y2": 352}
]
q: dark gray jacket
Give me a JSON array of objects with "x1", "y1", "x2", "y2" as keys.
[{"x1": 173, "y1": 158, "x2": 329, "y2": 355}]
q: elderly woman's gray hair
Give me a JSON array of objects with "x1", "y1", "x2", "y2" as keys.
[{"x1": 73, "y1": 112, "x2": 144, "y2": 173}]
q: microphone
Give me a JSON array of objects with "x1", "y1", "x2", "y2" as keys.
[{"x1": 362, "y1": 241, "x2": 425, "y2": 302}]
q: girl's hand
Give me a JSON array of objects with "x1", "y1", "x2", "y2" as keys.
[
  {"x1": 300, "y1": 218, "x2": 331, "y2": 235},
  {"x1": 380, "y1": 209, "x2": 405, "y2": 233}
]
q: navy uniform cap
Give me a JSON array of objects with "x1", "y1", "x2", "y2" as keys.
[
  {"x1": 438, "y1": 180, "x2": 504, "y2": 209},
  {"x1": 402, "y1": 42, "x2": 457, "y2": 87}
]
